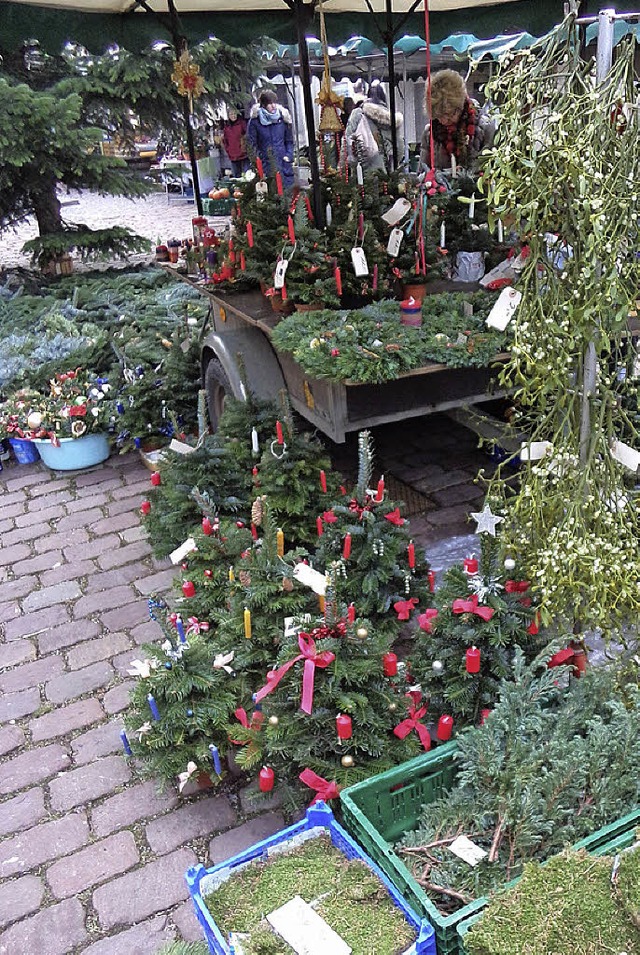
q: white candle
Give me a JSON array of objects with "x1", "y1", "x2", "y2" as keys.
[
  {"x1": 325, "y1": 202, "x2": 332, "y2": 227},
  {"x1": 440, "y1": 222, "x2": 446, "y2": 248},
  {"x1": 356, "y1": 163, "x2": 364, "y2": 186},
  {"x1": 497, "y1": 219, "x2": 504, "y2": 243},
  {"x1": 251, "y1": 428, "x2": 259, "y2": 455},
  {"x1": 469, "y1": 194, "x2": 475, "y2": 220},
  {"x1": 451, "y1": 154, "x2": 457, "y2": 178}
]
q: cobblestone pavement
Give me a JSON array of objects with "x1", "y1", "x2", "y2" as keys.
[{"x1": 0, "y1": 415, "x2": 491, "y2": 953}]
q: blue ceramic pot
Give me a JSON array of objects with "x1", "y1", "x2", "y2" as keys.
[{"x1": 8, "y1": 437, "x2": 41, "y2": 465}]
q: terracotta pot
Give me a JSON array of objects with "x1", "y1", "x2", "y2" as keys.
[
  {"x1": 294, "y1": 302, "x2": 325, "y2": 312},
  {"x1": 269, "y1": 293, "x2": 293, "y2": 315},
  {"x1": 401, "y1": 282, "x2": 427, "y2": 302}
]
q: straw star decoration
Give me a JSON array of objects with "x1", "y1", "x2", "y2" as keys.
[
  {"x1": 171, "y1": 51, "x2": 205, "y2": 111},
  {"x1": 471, "y1": 504, "x2": 504, "y2": 537}
]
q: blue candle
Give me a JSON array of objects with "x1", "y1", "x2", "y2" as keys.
[
  {"x1": 252, "y1": 693, "x2": 263, "y2": 713},
  {"x1": 147, "y1": 693, "x2": 161, "y2": 721},
  {"x1": 120, "y1": 730, "x2": 132, "y2": 755},
  {"x1": 176, "y1": 615, "x2": 186, "y2": 644},
  {"x1": 209, "y1": 744, "x2": 222, "y2": 776}
]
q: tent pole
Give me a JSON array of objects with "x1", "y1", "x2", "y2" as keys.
[
  {"x1": 294, "y1": 0, "x2": 324, "y2": 226},
  {"x1": 402, "y1": 52, "x2": 409, "y2": 167},
  {"x1": 385, "y1": 0, "x2": 399, "y2": 169},
  {"x1": 289, "y1": 54, "x2": 301, "y2": 163},
  {"x1": 167, "y1": 0, "x2": 203, "y2": 215}
]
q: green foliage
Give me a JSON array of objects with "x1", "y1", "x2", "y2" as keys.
[
  {"x1": 158, "y1": 943, "x2": 209, "y2": 955},
  {"x1": 399, "y1": 651, "x2": 640, "y2": 912},
  {"x1": 22, "y1": 227, "x2": 149, "y2": 268}
]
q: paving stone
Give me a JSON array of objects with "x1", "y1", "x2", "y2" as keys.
[
  {"x1": 431, "y1": 482, "x2": 484, "y2": 507},
  {"x1": 16, "y1": 504, "x2": 65, "y2": 528},
  {"x1": 63, "y1": 534, "x2": 119, "y2": 563},
  {"x1": 0, "y1": 639, "x2": 36, "y2": 670},
  {"x1": 0, "y1": 875, "x2": 44, "y2": 929},
  {"x1": 102, "y1": 681, "x2": 134, "y2": 715},
  {"x1": 26, "y1": 491, "x2": 70, "y2": 511},
  {"x1": 29, "y1": 479, "x2": 69, "y2": 498},
  {"x1": 101, "y1": 601, "x2": 149, "y2": 632},
  {"x1": 130, "y1": 619, "x2": 163, "y2": 646},
  {"x1": 92, "y1": 847, "x2": 197, "y2": 930},
  {"x1": 238, "y1": 781, "x2": 284, "y2": 815},
  {"x1": 39, "y1": 560, "x2": 95, "y2": 588},
  {"x1": 208, "y1": 812, "x2": 286, "y2": 864},
  {"x1": 0, "y1": 687, "x2": 42, "y2": 723},
  {"x1": 76, "y1": 477, "x2": 123, "y2": 498},
  {"x1": 0, "y1": 489, "x2": 30, "y2": 511},
  {"x1": 107, "y1": 496, "x2": 146, "y2": 518},
  {"x1": 171, "y1": 900, "x2": 204, "y2": 943},
  {"x1": 0, "y1": 578, "x2": 35, "y2": 603},
  {"x1": 0, "y1": 519, "x2": 15, "y2": 536},
  {"x1": 92, "y1": 512, "x2": 140, "y2": 536},
  {"x1": 34, "y1": 527, "x2": 89, "y2": 555},
  {"x1": 0, "y1": 743, "x2": 70, "y2": 795},
  {"x1": 54, "y1": 508, "x2": 105, "y2": 534},
  {"x1": 11, "y1": 550, "x2": 64, "y2": 578},
  {"x1": 426, "y1": 503, "x2": 474, "y2": 528},
  {"x1": 49, "y1": 754, "x2": 131, "y2": 811},
  {"x1": 97, "y1": 541, "x2": 152, "y2": 572},
  {"x1": 0, "y1": 726, "x2": 25, "y2": 758},
  {"x1": 45, "y1": 661, "x2": 114, "y2": 705},
  {"x1": 0, "y1": 813, "x2": 90, "y2": 877},
  {"x1": 81, "y1": 915, "x2": 175, "y2": 955},
  {"x1": 46, "y1": 830, "x2": 139, "y2": 899},
  {"x1": 0, "y1": 603, "x2": 20, "y2": 626},
  {"x1": 37, "y1": 618, "x2": 101, "y2": 655},
  {"x1": 4, "y1": 604, "x2": 71, "y2": 641},
  {"x1": 30, "y1": 698, "x2": 104, "y2": 743},
  {"x1": 413, "y1": 467, "x2": 475, "y2": 494},
  {"x1": 63, "y1": 491, "x2": 109, "y2": 514},
  {"x1": 84, "y1": 564, "x2": 146, "y2": 594},
  {"x1": 0, "y1": 656, "x2": 64, "y2": 694},
  {"x1": 145, "y1": 795, "x2": 237, "y2": 855},
  {"x1": 72, "y1": 720, "x2": 124, "y2": 766},
  {"x1": 91, "y1": 779, "x2": 178, "y2": 838},
  {"x1": 133, "y1": 568, "x2": 176, "y2": 596},
  {"x1": 73, "y1": 585, "x2": 137, "y2": 621},
  {"x1": 75, "y1": 468, "x2": 122, "y2": 489},
  {"x1": 112, "y1": 647, "x2": 144, "y2": 677},
  {"x1": 0, "y1": 543, "x2": 32, "y2": 569},
  {"x1": 3, "y1": 469, "x2": 46, "y2": 493},
  {"x1": 0, "y1": 522, "x2": 48, "y2": 548},
  {"x1": 0, "y1": 789, "x2": 46, "y2": 839},
  {"x1": 120, "y1": 525, "x2": 147, "y2": 543},
  {"x1": 66, "y1": 632, "x2": 131, "y2": 671},
  {"x1": 0, "y1": 897, "x2": 87, "y2": 954},
  {"x1": 21, "y1": 580, "x2": 82, "y2": 613},
  {"x1": 118, "y1": 477, "x2": 154, "y2": 499}
]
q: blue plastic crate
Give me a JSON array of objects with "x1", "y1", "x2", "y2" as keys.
[{"x1": 186, "y1": 801, "x2": 436, "y2": 955}]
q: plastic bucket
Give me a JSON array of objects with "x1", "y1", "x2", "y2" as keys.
[
  {"x1": 8, "y1": 437, "x2": 40, "y2": 465},
  {"x1": 400, "y1": 297, "x2": 423, "y2": 328},
  {"x1": 32, "y1": 433, "x2": 109, "y2": 471}
]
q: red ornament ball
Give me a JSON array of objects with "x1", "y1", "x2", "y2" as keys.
[
  {"x1": 204, "y1": 569, "x2": 213, "y2": 578},
  {"x1": 182, "y1": 580, "x2": 196, "y2": 598},
  {"x1": 202, "y1": 517, "x2": 214, "y2": 536},
  {"x1": 140, "y1": 500, "x2": 151, "y2": 515},
  {"x1": 150, "y1": 472, "x2": 161, "y2": 486}
]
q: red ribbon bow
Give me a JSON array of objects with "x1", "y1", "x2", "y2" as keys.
[
  {"x1": 229, "y1": 707, "x2": 263, "y2": 745},
  {"x1": 547, "y1": 647, "x2": 574, "y2": 669},
  {"x1": 186, "y1": 616, "x2": 209, "y2": 635},
  {"x1": 504, "y1": 580, "x2": 530, "y2": 594},
  {"x1": 417, "y1": 608, "x2": 438, "y2": 633},
  {"x1": 452, "y1": 594, "x2": 495, "y2": 622},
  {"x1": 299, "y1": 768, "x2": 340, "y2": 805},
  {"x1": 384, "y1": 508, "x2": 405, "y2": 526},
  {"x1": 322, "y1": 510, "x2": 338, "y2": 523},
  {"x1": 394, "y1": 699, "x2": 431, "y2": 750},
  {"x1": 393, "y1": 597, "x2": 418, "y2": 621},
  {"x1": 254, "y1": 633, "x2": 335, "y2": 715}
]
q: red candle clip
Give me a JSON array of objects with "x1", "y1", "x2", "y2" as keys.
[
  {"x1": 343, "y1": 533, "x2": 352, "y2": 560},
  {"x1": 275, "y1": 171, "x2": 284, "y2": 196},
  {"x1": 408, "y1": 541, "x2": 416, "y2": 569},
  {"x1": 320, "y1": 469, "x2": 327, "y2": 493},
  {"x1": 202, "y1": 517, "x2": 214, "y2": 536},
  {"x1": 246, "y1": 221, "x2": 254, "y2": 247}
]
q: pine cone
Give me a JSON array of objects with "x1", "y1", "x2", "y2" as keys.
[
  {"x1": 251, "y1": 497, "x2": 264, "y2": 526},
  {"x1": 282, "y1": 578, "x2": 294, "y2": 593},
  {"x1": 238, "y1": 570, "x2": 252, "y2": 587}
]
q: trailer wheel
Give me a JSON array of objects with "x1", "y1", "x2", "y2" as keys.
[{"x1": 205, "y1": 358, "x2": 236, "y2": 433}]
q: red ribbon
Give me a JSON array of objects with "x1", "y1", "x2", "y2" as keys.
[
  {"x1": 393, "y1": 597, "x2": 418, "y2": 621},
  {"x1": 186, "y1": 616, "x2": 209, "y2": 635},
  {"x1": 299, "y1": 768, "x2": 340, "y2": 805},
  {"x1": 504, "y1": 580, "x2": 530, "y2": 594},
  {"x1": 229, "y1": 707, "x2": 263, "y2": 744},
  {"x1": 254, "y1": 633, "x2": 335, "y2": 714},
  {"x1": 547, "y1": 647, "x2": 574, "y2": 669},
  {"x1": 384, "y1": 507, "x2": 405, "y2": 526},
  {"x1": 452, "y1": 594, "x2": 495, "y2": 622},
  {"x1": 394, "y1": 700, "x2": 431, "y2": 750},
  {"x1": 417, "y1": 608, "x2": 438, "y2": 633}
]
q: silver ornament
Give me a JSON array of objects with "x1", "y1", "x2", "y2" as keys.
[
  {"x1": 432, "y1": 660, "x2": 444, "y2": 675},
  {"x1": 504, "y1": 557, "x2": 516, "y2": 571}
]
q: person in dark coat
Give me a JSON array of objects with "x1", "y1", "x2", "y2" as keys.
[
  {"x1": 344, "y1": 81, "x2": 403, "y2": 174},
  {"x1": 247, "y1": 90, "x2": 294, "y2": 188},
  {"x1": 222, "y1": 108, "x2": 249, "y2": 177}
]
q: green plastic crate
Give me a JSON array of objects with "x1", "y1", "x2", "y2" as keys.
[
  {"x1": 202, "y1": 197, "x2": 235, "y2": 216},
  {"x1": 340, "y1": 745, "x2": 640, "y2": 955},
  {"x1": 456, "y1": 807, "x2": 640, "y2": 954}
]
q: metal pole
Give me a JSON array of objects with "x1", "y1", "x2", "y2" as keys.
[
  {"x1": 289, "y1": 54, "x2": 301, "y2": 163},
  {"x1": 579, "y1": 8, "x2": 615, "y2": 464},
  {"x1": 294, "y1": 0, "x2": 324, "y2": 226},
  {"x1": 385, "y1": 0, "x2": 399, "y2": 169},
  {"x1": 402, "y1": 51, "x2": 410, "y2": 168},
  {"x1": 166, "y1": 0, "x2": 203, "y2": 215}
]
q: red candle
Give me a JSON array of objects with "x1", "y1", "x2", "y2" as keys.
[
  {"x1": 275, "y1": 171, "x2": 284, "y2": 196},
  {"x1": 347, "y1": 603, "x2": 356, "y2": 623},
  {"x1": 182, "y1": 580, "x2": 196, "y2": 598},
  {"x1": 343, "y1": 533, "x2": 352, "y2": 560},
  {"x1": 287, "y1": 215, "x2": 296, "y2": 243},
  {"x1": 140, "y1": 500, "x2": 151, "y2": 515},
  {"x1": 466, "y1": 646, "x2": 481, "y2": 673},
  {"x1": 463, "y1": 556, "x2": 479, "y2": 575},
  {"x1": 259, "y1": 766, "x2": 275, "y2": 792},
  {"x1": 256, "y1": 157, "x2": 264, "y2": 178},
  {"x1": 336, "y1": 713, "x2": 353, "y2": 740},
  {"x1": 428, "y1": 570, "x2": 436, "y2": 593},
  {"x1": 251, "y1": 522, "x2": 258, "y2": 540},
  {"x1": 240, "y1": 252, "x2": 246, "y2": 271},
  {"x1": 479, "y1": 708, "x2": 492, "y2": 725},
  {"x1": 334, "y1": 266, "x2": 342, "y2": 296},
  {"x1": 316, "y1": 516, "x2": 324, "y2": 537},
  {"x1": 150, "y1": 472, "x2": 161, "y2": 487},
  {"x1": 275, "y1": 420, "x2": 284, "y2": 445},
  {"x1": 320, "y1": 469, "x2": 327, "y2": 493},
  {"x1": 408, "y1": 541, "x2": 416, "y2": 569},
  {"x1": 246, "y1": 221, "x2": 254, "y2": 247},
  {"x1": 383, "y1": 652, "x2": 398, "y2": 677},
  {"x1": 437, "y1": 714, "x2": 454, "y2": 741},
  {"x1": 202, "y1": 516, "x2": 213, "y2": 536},
  {"x1": 372, "y1": 264, "x2": 378, "y2": 291},
  {"x1": 376, "y1": 475, "x2": 385, "y2": 502},
  {"x1": 358, "y1": 212, "x2": 364, "y2": 239}
]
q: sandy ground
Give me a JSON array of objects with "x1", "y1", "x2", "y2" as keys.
[{"x1": 1, "y1": 189, "x2": 230, "y2": 271}]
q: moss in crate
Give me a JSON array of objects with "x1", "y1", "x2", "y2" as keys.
[
  {"x1": 617, "y1": 839, "x2": 640, "y2": 929},
  {"x1": 204, "y1": 834, "x2": 416, "y2": 955},
  {"x1": 465, "y1": 850, "x2": 640, "y2": 955}
]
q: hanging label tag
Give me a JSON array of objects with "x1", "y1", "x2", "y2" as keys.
[
  {"x1": 169, "y1": 438, "x2": 195, "y2": 455},
  {"x1": 274, "y1": 259, "x2": 289, "y2": 290},
  {"x1": 170, "y1": 537, "x2": 197, "y2": 565},
  {"x1": 381, "y1": 198, "x2": 412, "y2": 226},
  {"x1": 463, "y1": 302, "x2": 474, "y2": 319},
  {"x1": 448, "y1": 836, "x2": 488, "y2": 867},
  {"x1": 284, "y1": 614, "x2": 313, "y2": 638},
  {"x1": 180, "y1": 338, "x2": 191, "y2": 353},
  {"x1": 351, "y1": 247, "x2": 369, "y2": 277},
  {"x1": 520, "y1": 440, "x2": 553, "y2": 461},
  {"x1": 486, "y1": 287, "x2": 522, "y2": 331},
  {"x1": 387, "y1": 227, "x2": 403, "y2": 257},
  {"x1": 293, "y1": 562, "x2": 327, "y2": 595},
  {"x1": 255, "y1": 181, "x2": 268, "y2": 202},
  {"x1": 610, "y1": 439, "x2": 640, "y2": 472}
]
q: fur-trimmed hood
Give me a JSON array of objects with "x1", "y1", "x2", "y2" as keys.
[
  {"x1": 249, "y1": 103, "x2": 292, "y2": 124},
  {"x1": 362, "y1": 100, "x2": 403, "y2": 130}
]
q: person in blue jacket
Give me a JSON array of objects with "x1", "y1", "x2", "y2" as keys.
[{"x1": 247, "y1": 90, "x2": 294, "y2": 188}]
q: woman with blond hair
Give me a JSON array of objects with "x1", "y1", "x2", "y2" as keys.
[{"x1": 420, "y1": 69, "x2": 494, "y2": 171}]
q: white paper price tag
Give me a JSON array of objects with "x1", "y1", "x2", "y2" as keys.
[
  {"x1": 255, "y1": 180, "x2": 268, "y2": 202},
  {"x1": 170, "y1": 537, "x2": 197, "y2": 565},
  {"x1": 283, "y1": 614, "x2": 312, "y2": 638},
  {"x1": 293, "y1": 562, "x2": 327, "y2": 595},
  {"x1": 610, "y1": 439, "x2": 640, "y2": 472},
  {"x1": 274, "y1": 259, "x2": 288, "y2": 290},
  {"x1": 486, "y1": 287, "x2": 522, "y2": 331},
  {"x1": 351, "y1": 247, "x2": 369, "y2": 277},
  {"x1": 387, "y1": 227, "x2": 403, "y2": 257},
  {"x1": 169, "y1": 438, "x2": 195, "y2": 455},
  {"x1": 381, "y1": 198, "x2": 412, "y2": 226},
  {"x1": 448, "y1": 836, "x2": 488, "y2": 867},
  {"x1": 520, "y1": 440, "x2": 553, "y2": 462}
]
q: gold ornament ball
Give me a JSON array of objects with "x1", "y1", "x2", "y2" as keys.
[
  {"x1": 356, "y1": 627, "x2": 368, "y2": 639},
  {"x1": 341, "y1": 755, "x2": 354, "y2": 768},
  {"x1": 268, "y1": 715, "x2": 279, "y2": 726},
  {"x1": 388, "y1": 702, "x2": 397, "y2": 712},
  {"x1": 27, "y1": 412, "x2": 42, "y2": 429}
]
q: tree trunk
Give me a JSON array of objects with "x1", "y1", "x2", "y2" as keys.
[{"x1": 32, "y1": 175, "x2": 62, "y2": 235}]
